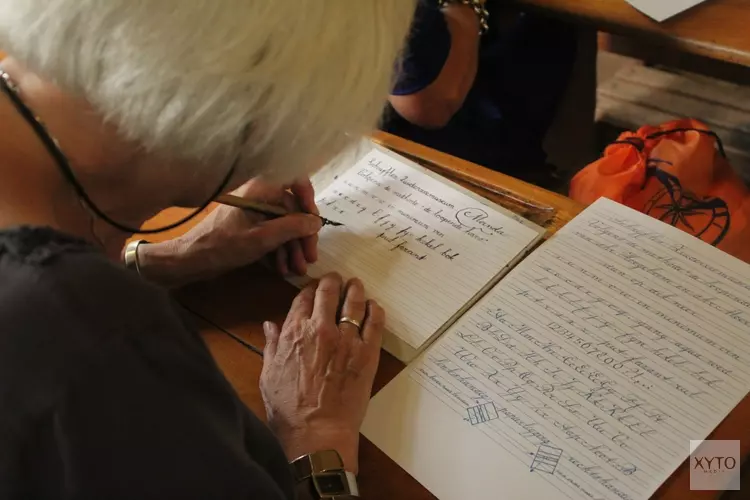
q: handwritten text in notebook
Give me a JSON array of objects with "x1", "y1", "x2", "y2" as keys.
[
  {"x1": 308, "y1": 148, "x2": 540, "y2": 350},
  {"x1": 389, "y1": 199, "x2": 750, "y2": 499}
]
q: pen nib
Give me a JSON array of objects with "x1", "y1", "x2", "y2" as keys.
[{"x1": 321, "y1": 217, "x2": 344, "y2": 227}]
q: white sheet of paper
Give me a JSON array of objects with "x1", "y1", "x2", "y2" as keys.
[
  {"x1": 625, "y1": 0, "x2": 708, "y2": 22},
  {"x1": 306, "y1": 147, "x2": 542, "y2": 353},
  {"x1": 363, "y1": 198, "x2": 750, "y2": 500}
]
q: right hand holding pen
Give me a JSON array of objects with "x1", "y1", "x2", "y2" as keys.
[{"x1": 260, "y1": 273, "x2": 385, "y2": 473}]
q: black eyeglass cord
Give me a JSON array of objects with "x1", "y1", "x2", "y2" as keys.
[
  {"x1": 0, "y1": 69, "x2": 237, "y2": 235},
  {"x1": 610, "y1": 127, "x2": 728, "y2": 158}
]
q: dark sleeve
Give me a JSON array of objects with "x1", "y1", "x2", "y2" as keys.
[
  {"x1": 392, "y1": 1, "x2": 452, "y2": 96},
  {"x1": 34, "y1": 333, "x2": 295, "y2": 500}
]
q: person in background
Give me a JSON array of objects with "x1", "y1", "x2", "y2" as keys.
[
  {"x1": 383, "y1": 0, "x2": 578, "y2": 189},
  {"x1": 0, "y1": 1, "x2": 415, "y2": 499}
]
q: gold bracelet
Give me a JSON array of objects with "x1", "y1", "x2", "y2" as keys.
[
  {"x1": 438, "y1": 0, "x2": 490, "y2": 34},
  {"x1": 123, "y1": 239, "x2": 149, "y2": 276}
]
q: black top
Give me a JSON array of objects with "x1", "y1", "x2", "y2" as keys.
[{"x1": 0, "y1": 227, "x2": 294, "y2": 499}]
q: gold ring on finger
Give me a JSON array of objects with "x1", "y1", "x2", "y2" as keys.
[{"x1": 339, "y1": 316, "x2": 362, "y2": 331}]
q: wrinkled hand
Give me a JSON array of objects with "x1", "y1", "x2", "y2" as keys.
[
  {"x1": 260, "y1": 274, "x2": 385, "y2": 474},
  {"x1": 138, "y1": 179, "x2": 322, "y2": 287}
]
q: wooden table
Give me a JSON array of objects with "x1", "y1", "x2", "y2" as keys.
[
  {"x1": 144, "y1": 132, "x2": 748, "y2": 499},
  {"x1": 512, "y1": 0, "x2": 750, "y2": 66}
]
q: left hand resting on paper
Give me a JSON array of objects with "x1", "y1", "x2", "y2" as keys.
[
  {"x1": 137, "y1": 178, "x2": 322, "y2": 287},
  {"x1": 260, "y1": 273, "x2": 385, "y2": 474}
]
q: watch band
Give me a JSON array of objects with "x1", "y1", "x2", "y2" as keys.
[
  {"x1": 291, "y1": 450, "x2": 359, "y2": 499},
  {"x1": 123, "y1": 239, "x2": 148, "y2": 275}
]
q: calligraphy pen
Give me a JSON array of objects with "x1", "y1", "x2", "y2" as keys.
[{"x1": 216, "y1": 194, "x2": 344, "y2": 227}]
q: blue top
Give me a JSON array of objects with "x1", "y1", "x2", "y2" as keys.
[{"x1": 382, "y1": 1, "x2": 577, "y2": 179}]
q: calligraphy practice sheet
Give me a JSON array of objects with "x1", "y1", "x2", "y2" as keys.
[
  {"x1": 305, "y1": 148, "x2": 542, "y2": 357},
  {"x1": 363, "y1": 198, "x2": 750, "y2": 500}
]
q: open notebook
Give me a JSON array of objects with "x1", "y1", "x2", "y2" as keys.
[
  {"x1": 362, "y1": 197, "x2": 750, "y2": 500},
  {"x1": 292, "y1": 144, "x2": 544, "y2": 362}
]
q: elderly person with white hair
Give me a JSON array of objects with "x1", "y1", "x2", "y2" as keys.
[{"x1": 0, "y1": 1, "x2": 415, "y2": 499}]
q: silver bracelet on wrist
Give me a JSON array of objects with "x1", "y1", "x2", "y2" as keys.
[
  {"x1": 123, "y1": 239, "x2": 149, "y2": 276},
  {"x1": 438, "y1": 0, "x2": 490, "y2": 35}
]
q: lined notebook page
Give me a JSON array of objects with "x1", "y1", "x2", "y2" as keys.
[
  {"x1": 305, "y1": 147, "x2": 542, "y2": 353},
  {"x1": 363, "y1": 198, "x2": 750, "y2": 500}
]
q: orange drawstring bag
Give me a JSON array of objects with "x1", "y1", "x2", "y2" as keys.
[{"x1": 570, "y1": 119, "x2": 750, "y2": 263}]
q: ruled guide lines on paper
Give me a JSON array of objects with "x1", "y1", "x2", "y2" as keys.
[
  {"x1": 306, "y1": 148, "x2": 542, "y2": 351},
  {"x1": 363, "y1": 198, "x2": 750, "y2": 500},
  {"x1": 531, "y1": 445, "x2": 564, "y2": 474}
]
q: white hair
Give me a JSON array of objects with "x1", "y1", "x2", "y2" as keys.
[{"x1": 0, "y1": 0, "x2": 415, "y2": 181}]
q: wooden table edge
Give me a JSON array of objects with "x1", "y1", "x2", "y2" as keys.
[{"x1": 509, "y1": 0, "x2": 750, "y2": 67}]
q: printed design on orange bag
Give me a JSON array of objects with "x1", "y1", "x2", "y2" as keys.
[{"x1": 643, "y1": 159, "x2": 731, "y2": 246}]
